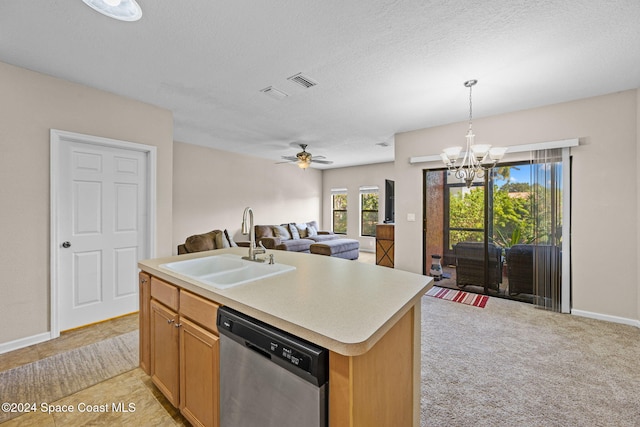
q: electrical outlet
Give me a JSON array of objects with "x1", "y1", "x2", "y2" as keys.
[{"x1": 407, "y1": 213, "x2": 416, "y2": 222}]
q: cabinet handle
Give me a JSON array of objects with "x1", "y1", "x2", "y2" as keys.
[
  {"x1": 167, "y1": 319, "x2": 175, "y2": 324},
  {"x1": 175, "y1": 323, "x2": 182, "y2": 328},
  {"x1": 141, "y1": 278, "x2": 147, "y2": 283}
]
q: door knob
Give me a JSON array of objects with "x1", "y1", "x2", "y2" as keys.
[{"x1": 62, "y1": 241, "x2": 71, "y2": 248}]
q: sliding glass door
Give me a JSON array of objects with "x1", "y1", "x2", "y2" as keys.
[{"x1": 424, "y1": 150, "x2": 567, "y2": 311}]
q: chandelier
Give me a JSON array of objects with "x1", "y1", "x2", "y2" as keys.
[{"x1": 440, "y1": 80, "x2": 507, "y2": 187}]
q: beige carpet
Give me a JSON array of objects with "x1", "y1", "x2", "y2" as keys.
[
  {"x1": 0, "y1": 330, "x2": 138, "y2": 423},
  {"x1": 420, "y1": 295, "x2": 640, "y2": 426}
]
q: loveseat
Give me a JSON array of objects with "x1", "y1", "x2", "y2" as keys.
[
  {"x1": 255, "y1": 221, "x2": 339, "y2": 253},
  {"x1": 177, "y1": 229, "x2": 238, "y2": 254}
]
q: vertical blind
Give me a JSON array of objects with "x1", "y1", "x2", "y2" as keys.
[{"x1": 530, "y1": 148, "x2": 565, "y2": 312}]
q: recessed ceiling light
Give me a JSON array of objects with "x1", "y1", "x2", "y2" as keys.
[{"x1": 81, "y1": 0, "x2": 142, "y2": 22}]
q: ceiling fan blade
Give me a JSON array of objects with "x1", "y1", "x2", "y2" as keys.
[
  {"x1": 281, "y1": 155, "x2": 298, "y2": 161},
  {"x1": 311, "y1": 159, "x2": 333, "y2": 164}
]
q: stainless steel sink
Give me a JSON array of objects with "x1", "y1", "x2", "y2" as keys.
[{"x1": 160, "y1": 254, "x2": 296, "y2": 289}]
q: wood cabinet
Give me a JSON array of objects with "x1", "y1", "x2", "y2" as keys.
[
  {"x1": 147, "y1": 276, "x2": 220, "y2": 427},
  {"x1": 180, "y1": 317, "x2": 219, "y2": 427},
  {"x1": 150, "y1": 299, "x2": 180, "y2": 406},
  {"x1": 138, "y1": 272, "x2": 151, "y2": 375},
  {"x1": 376, "y1": 224, "x2": 395, "y2": 268},
  {"x1": 329, "y1": 306, "x2": 415, "y2": 426}
]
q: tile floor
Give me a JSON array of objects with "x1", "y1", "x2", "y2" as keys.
[
  {"x1": 0, "y1": 313, "x2": 189, "y2": 426},
  {"x1": 0, "y1": 250, "x2": 377, "y2": 426}
]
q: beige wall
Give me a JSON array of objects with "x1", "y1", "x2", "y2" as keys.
[
  {"x1": 172, "y1": 142, "x2": 322, "y2": 251},
  {"x1": 0, "y1": 62, "x2": 174, "y2": 345},
  {"x1": 322, "y1": 162, "x2": 395, "y2": 252},
  {"x1": 394, "y1": 90, "x2": 639, "y2": 323}
]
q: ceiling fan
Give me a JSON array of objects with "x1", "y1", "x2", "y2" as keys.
[{"x1": 280, "y1": 144, "x2": 333, "y2": 169}]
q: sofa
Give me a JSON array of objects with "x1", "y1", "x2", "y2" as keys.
[
  {"x1": 255, "y1": 221, "x2": 340, "y2": 253},
  {"x1": 177, "y1": 229, "x2": 238, "y2": 254}
]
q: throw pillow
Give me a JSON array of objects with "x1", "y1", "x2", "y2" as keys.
[
  {"x1": 296, "y1": 223, "x2": 308, "y2": 238},
  {"x1": 224, "y1": 229, "x2": 238, "y2": 247},
  {"x1": 307, "y1": 224, "x2": 318, "y2": 237},
  {"x1": 215, "y1": 231, "x2": 230, "y2": 249},
  {"x1": 288, "y1": 223, "x2": 300, "y2": 240},
  {"x1": 273, "y1": 225, "x2": 291, "y2": 240}
]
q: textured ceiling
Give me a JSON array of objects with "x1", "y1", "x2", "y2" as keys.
[{"x1": 1, "y1": 1, "x2": 639, "y2": 168}]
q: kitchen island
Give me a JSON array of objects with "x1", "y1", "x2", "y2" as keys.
[{"x1": 138, "y1": 247, "x2": 432, "y2": 427}]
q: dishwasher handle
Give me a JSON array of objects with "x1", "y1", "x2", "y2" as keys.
[{"x1": 245, "y1": 341, "x2": 271, "y2": 359}]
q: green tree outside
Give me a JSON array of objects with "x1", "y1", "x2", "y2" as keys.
[
  {"x1": 361, "y1": 192, "x2": 378, "y2": 236},
  {"x1": 333, "y1": 194, "x2": 347, "y2": 234},
  {"x1": 448, "y1": 165, "x2": 559, "y2": 250}
]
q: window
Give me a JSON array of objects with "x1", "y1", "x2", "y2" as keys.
[
  {"x1": 331, "y1": 189, "x2": 347, "y2": 234},
  {"x1": 360, "y1": 186, "x2": 379, "y2": 237}
]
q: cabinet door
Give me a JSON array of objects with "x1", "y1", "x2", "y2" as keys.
[
  {"x1": 150, "y1": 299, "x2": 180, "y2": 407},
  {"x1": 139, "y1": 272, "x2": 151, "y2": 374},
  {"x1": 180, "y1": 317, "x2": 220, "y2": 427}
]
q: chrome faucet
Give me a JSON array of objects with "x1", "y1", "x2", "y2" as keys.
[{"x1": 241, "y1": 207, "x2": 266, "y2": 262}]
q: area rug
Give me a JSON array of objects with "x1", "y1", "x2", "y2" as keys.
[
  {"x1": 425, "y1": 286, "x2": 489, "y2": 308},
  {"x1": 0, "y1": 330, "x2": 139, "y2": 423}
]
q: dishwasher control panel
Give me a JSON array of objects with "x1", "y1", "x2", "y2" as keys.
[
  {"x1": 217, "y1": 306, "x2": 328, "y2": 386},
  {"x1": 269, "y1": 340, "x2": 311, "y2": 371}
]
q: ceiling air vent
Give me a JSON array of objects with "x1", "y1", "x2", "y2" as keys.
[
  {"x1": 260, "y1": 86, "x2": 289, "y2": 100},
  {"x1": 287, "y1": 73, "x2": 318, "y2": 89}
]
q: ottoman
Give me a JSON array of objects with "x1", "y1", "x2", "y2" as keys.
[{"x1": 310, "y1": 239, "x2": 360, "y2": 260}]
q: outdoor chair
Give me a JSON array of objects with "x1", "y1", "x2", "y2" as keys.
[
  {"x1": 453, "y1": 241, "x2": 503, "y2": 292},
  {"x1": 506, "y1": 244, "x2": 561, "y2": 296}
]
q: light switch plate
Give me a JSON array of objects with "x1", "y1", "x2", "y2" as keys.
[{"x1": 407, "y1": 213, "x2": 416, "y2": 221}]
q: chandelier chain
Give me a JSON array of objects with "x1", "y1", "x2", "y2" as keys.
[{"x1": 468, "y1": 83, "x2": 473, "y2": 131}]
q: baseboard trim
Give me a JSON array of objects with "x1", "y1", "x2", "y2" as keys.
[
  {"x1": 0, "y1": 332, "x2": 53, "y2": 355},
  {"x1": 571, "y1": 309, "x2": 640, "y2": 328}
]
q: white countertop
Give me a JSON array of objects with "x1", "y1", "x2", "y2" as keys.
[{"x1": 139, "y1": 247, "x2": 432, "y2": 356}]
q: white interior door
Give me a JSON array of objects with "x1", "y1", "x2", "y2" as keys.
[{"x1": 52, "y1": 131, "x2": 153, "y2": 332}]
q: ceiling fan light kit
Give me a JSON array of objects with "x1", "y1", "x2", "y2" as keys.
[
  {"x1": 280, "y1": 144, "x2": 333, "y2": 170},
  {"x1": 81, "y1": 0, "x2": 142, "y2": 21}
]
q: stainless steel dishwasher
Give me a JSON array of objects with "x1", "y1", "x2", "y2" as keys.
[{"x1": 216, "y1": 306, "x2": 328, "y2": 427}]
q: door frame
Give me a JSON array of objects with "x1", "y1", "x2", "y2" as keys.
[{"x1": 50, "y1": 129, "x2": 157, "y2": 339}]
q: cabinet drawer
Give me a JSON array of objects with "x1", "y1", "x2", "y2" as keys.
[
  {"x1": 151, "y1": 277, "x2": 179, "y2": 311},
  {"x1": 180, "y1": 290, "x2": 219, "y2": 334}
]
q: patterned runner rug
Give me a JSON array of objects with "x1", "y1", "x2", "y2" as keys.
[
  {"x1": 0, "y1": 330, "x2": 138, "y2": 423},
  {"x1": 426, "y1": 286, "x2": 489, "y2": 308}
]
